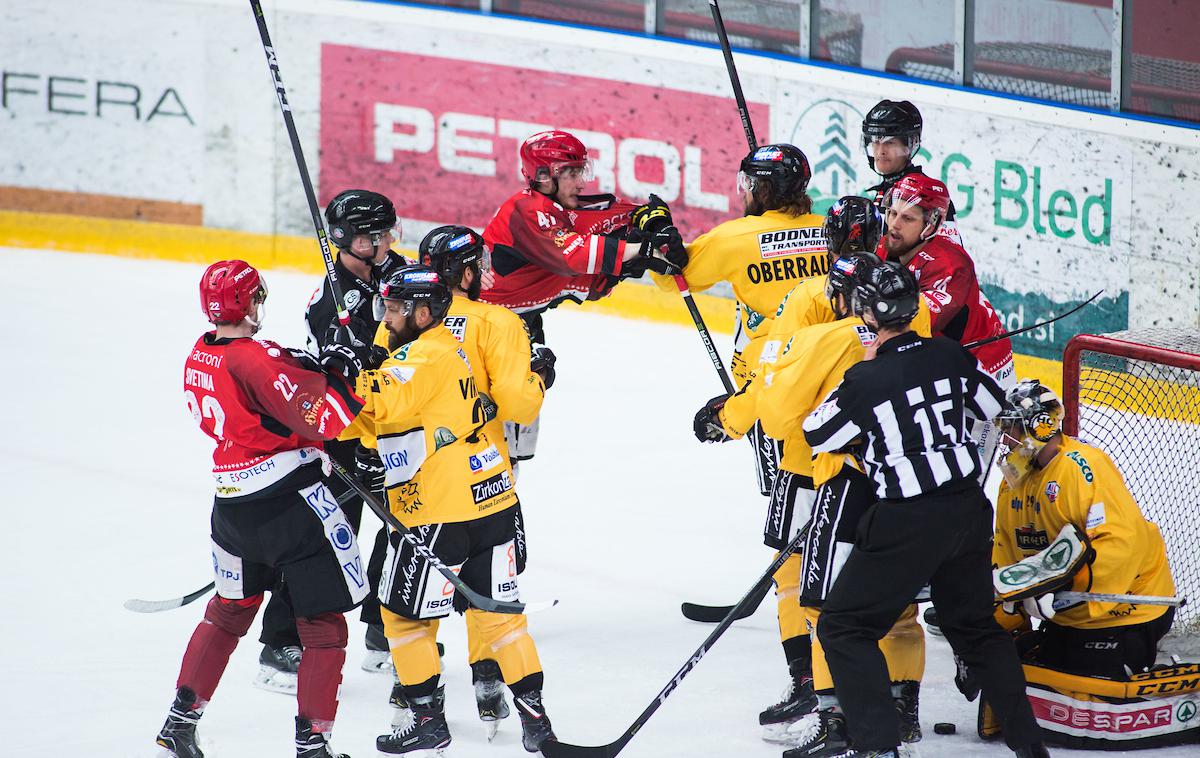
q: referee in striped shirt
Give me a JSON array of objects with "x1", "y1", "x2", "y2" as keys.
[{"x1": 801, "y1": 259, "x2": 1047, "y2": 758}]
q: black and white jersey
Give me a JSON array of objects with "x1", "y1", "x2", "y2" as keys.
[
  {"x1": 802, "y1": 331, "x2": 1004, "y2": 501},
  {"x1": 304, "y1": 251, "x2": 406, "y2": 352}
]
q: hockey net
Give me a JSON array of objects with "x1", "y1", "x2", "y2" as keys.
[
  {"x1": 887, "y1": 42, "x2": 1200, "y2": 122},
  {"x1": 1063, "y1": 330, "x2": 1200, "y2": 648}
]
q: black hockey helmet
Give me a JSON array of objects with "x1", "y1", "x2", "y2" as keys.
[
  {"x1": 325, "y1": 189, "x2": 399, "y2": 251},
  {"x1": 418, "y1": 225, "x2": 489, "y2": 295},
  {"x1": 861, "y1": 100, "x2": 923, "y2": 173},
  {"x1": 825, "y1": 251, "x2": 881, "y2": 305},
  {"x1": 375, "y1": 264, "x2": 452, "y2": 325},
  {"x1": 850, "y1": 258, "x2": 919, "y2": 328},
  {"x1": 738, "y1": 143, "x2": 812, "y2": 202},
  {"x1": 823, "y1": 196, "x2": 884, "y2": 257}
]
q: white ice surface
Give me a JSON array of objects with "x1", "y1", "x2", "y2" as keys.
[{"x1": 1, "y1": 248, "x2": 1191, "y2": 757}]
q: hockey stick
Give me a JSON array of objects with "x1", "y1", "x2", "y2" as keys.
[
  {"x1": 709, "y1": 0, "x2": 757, "y2": 151},
  {"x1": 248, "y1": 0, "x2": 351, "y2": 331},
  {"x1": 964, "y1": 290, "x2": 1103, "y2": 351},
  {"x1": 676, "y1": 0, "x2": 773, "y2": 624},
  {"x1": 1056, "y1": 591, "x2": 1186, "y2": 607},
  {"x1": 125, "y1": 489, "x2": 360, "y2": 613},
  {"x1": 542, "y1": 530, "x2": 804, "y2": 758},
  {"x1": 330, "y1": 461, "x2": 557, "y2": 615}
]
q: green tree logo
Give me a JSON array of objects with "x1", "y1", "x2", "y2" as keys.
[
  {"x1": 788, "y1": 99, "x2": 865, "y2": 215},
  {"x1": 1178, "y1": 700, "x2": 1197, "y2": 723}
]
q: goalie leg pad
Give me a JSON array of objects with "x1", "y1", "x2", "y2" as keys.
[{"x1": 1026, "y1": 677, "x2": 1200, "y2": 750}]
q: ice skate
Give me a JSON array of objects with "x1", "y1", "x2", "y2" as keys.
[
  {"x1": 760, "y1": 669, "x2": 818, "y2": 743},
  {"x1": 377, "y1": 696, "x2": 451, "y2": 756},
  {"x1": 390, "y1": 680, "x2": 446, "y2": 731},
  {"x1": 514, "y1": 690, "x2": 556, "y2": 753},
  {"x1": 295, "y1": 717, "x2": 348, "y2": 758},
  {"x1": 894, "y1": 680, "x2": 922, "y2": 743},
  {"x1": 473, "y1": 660, "x2": 510, "y2": 741},
  {"x1": 782, "y1": 708, "x2": 850, "y2": 757},
  {"x1": 155, "y1": 687, "x2": 204, "y2": 758},
  {"x1": 255, "y1": 643, "x2": 302, "y2": 694},
  {"x1": 362, "y1": 623, "x2": 394, "y2": 674}
]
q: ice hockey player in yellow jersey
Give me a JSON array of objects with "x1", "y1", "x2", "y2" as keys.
[
  {"x1": 691, "y1": 201, "x2": 895, "y2": 743},
  {"x1": 355, "y1": 265, "x2": 556, "y2": 755},
  {"x1": 992, "y1": 380, "x2": 1175, "y2": 670},
  {"x1": 417, "y1": 224, "x2": 554, "y2": 740},
  {"x1": 657, "y1": 143, "x2": 826, "y2": 496}
]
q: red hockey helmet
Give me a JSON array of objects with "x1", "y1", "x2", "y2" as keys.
[
  {"x1": 200, "y1": 259, "x2": 268, "y2": 326},
  {"x1": 882, "y1": 173, "x2": 950, "y2": 241},
  {"x1": 519, "y1": 130, "x2": 593, "y2": 184}
]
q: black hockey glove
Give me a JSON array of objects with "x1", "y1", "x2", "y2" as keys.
[
  {"x1": 319, "y1": 342, "x2": 368, "y2": 381},
  {"x1": 693, "y1": 394, "x2": 731, "y2": 443},
  {"x1": 953, "y1": 653, "x2": 981, "y2": 702},
  {"x1": 354, "y1": 443, "x2": 386, "y2": 493},
  {"x1": 645, "y1": 226, "x2": 688, "y2": 275},
  {"x1": 531, "y1": 344, "x2": 557, "y2": 390},
  {"x1": 365, "y1": 344, "x2": 390, "y2": 371},
  {"x1": 630, "y1": 193, "x2": 673, "y2": 236}
]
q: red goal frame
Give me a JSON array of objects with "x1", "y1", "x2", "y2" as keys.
[{"x1": 1062, "y1": 333, "x2": 1200, "y2": 435}]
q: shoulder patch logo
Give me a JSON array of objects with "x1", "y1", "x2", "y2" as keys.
[
  {"x1": 444, "y1": 315, "x2": 467, "y2": 342},
  {"x1": 1085, "y1": 502, "x2": 1106, "y2": 529},
  {"x1": 854, "y1": 324, "x2": 876, "y2": 347},
  {"x1": 1044, "y1": 481, "x2": 1059, "y2": 503}
]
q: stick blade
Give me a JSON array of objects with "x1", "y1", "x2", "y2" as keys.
[
  {"x1": 540, "y1": 739, "x2": 620, "y2": 758},
  {"x1": 680, "y1": 602, "x2": 737, "y2": 623},
  {"x1": 520, "y1": 598, "x2": 559, "y2": 614},
  {"x1": 124, "y1": 597, "x2": 187, "y2": 613}
]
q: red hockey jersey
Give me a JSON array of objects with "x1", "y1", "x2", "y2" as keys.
[
  {"x1": 183, "y1": 334, "x2": 364, "y2": 500},
  {"x1": 901, "y1": 236, "x2": 1013, "y2": 376},
  {"x1": 482, "y1": 189, "x2": 638, "y2": 313}
]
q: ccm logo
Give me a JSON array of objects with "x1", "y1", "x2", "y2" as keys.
[{"x1": 373, "y1": 107, "x2": 729, "y2": 211}]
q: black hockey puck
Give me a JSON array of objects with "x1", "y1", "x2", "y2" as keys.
[{"x1": 934, "y1": 722, "x2": 957, "y2": 735}]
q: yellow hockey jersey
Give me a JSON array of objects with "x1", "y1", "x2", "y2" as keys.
[
  {"x1": 356, "y1": 324, "x2": 518, "y2": 527},
  {"x1": 720, "y1": 276, "x2": 931, "y2": 474},
  {"x1": 755, "y1": 317, "x2": 876, "y2": 481},
  {"x1": 994, "y1": 436, "x2": 1174, "y2": 629},
  {"x1": 442, "y1": 296, "x2": 545, "y2": 463},
  {"x1": 651, "y1": 209, "x2": 828, "y2": 385}
]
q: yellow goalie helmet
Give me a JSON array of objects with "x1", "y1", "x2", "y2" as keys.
[{"x1": 994, "y1": 379, "x2": 1064, "y2": 487}]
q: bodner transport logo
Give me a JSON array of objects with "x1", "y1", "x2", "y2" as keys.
[{"x1": 788, "y1": 98, "x2": 865, "y2": 215}]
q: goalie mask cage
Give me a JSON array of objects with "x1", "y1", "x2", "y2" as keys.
[{"x1": 1063, "y1": 330, "x2": 1200, "y2": 637}]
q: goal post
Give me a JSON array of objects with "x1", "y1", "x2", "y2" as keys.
[{"x1": 1062, "y1": 330, "x2": 1200, "y2": 637}]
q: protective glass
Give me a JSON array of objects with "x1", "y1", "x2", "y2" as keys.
[
  {"x1": 550, "y1": 159, "x2": 594, "y2": 183},
  {"x1": 736, "y1": 171, "x2": 758, "y2": 196},
  {"x1": 862, "y1": 134, "x2": 918, "y2": 159},
  {"x1": 368, "y1": 220, "x2": 404, "y2": 251},
  {"x1": 247, "y1": 277, "x2": 269, "y2": 329},
  {"x1": 372, "y1": 294, "x2": 415, "y2": 321}
]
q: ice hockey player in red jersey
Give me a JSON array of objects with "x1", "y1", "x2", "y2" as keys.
[
  {"x1": 482, "y1": 129, "x2": 686, "y2": 341},
  {"x1": 156, "y1": 260, "x2": 373, "y2": 758},
  {"x1": 880, "y1": 173, "x2": 1013, "y2": 386}
]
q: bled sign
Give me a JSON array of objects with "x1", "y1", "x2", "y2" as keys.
[{"x1": 318, "y1": 44, "x2": 768, "y2": 236}]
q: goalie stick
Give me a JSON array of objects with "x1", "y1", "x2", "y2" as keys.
[
  {"x1": 331, "y1": 461, "x2": 557, "y2": 615},
  {"x1": 125, "y1": 488, "x2": 359, "y2": 613},
  {"x1": 541, "y1": 529, "x2": 805, "y2": 758},
  {"x1": 1056, "y1": 591, "x2": 1186, "y2": 607}
]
